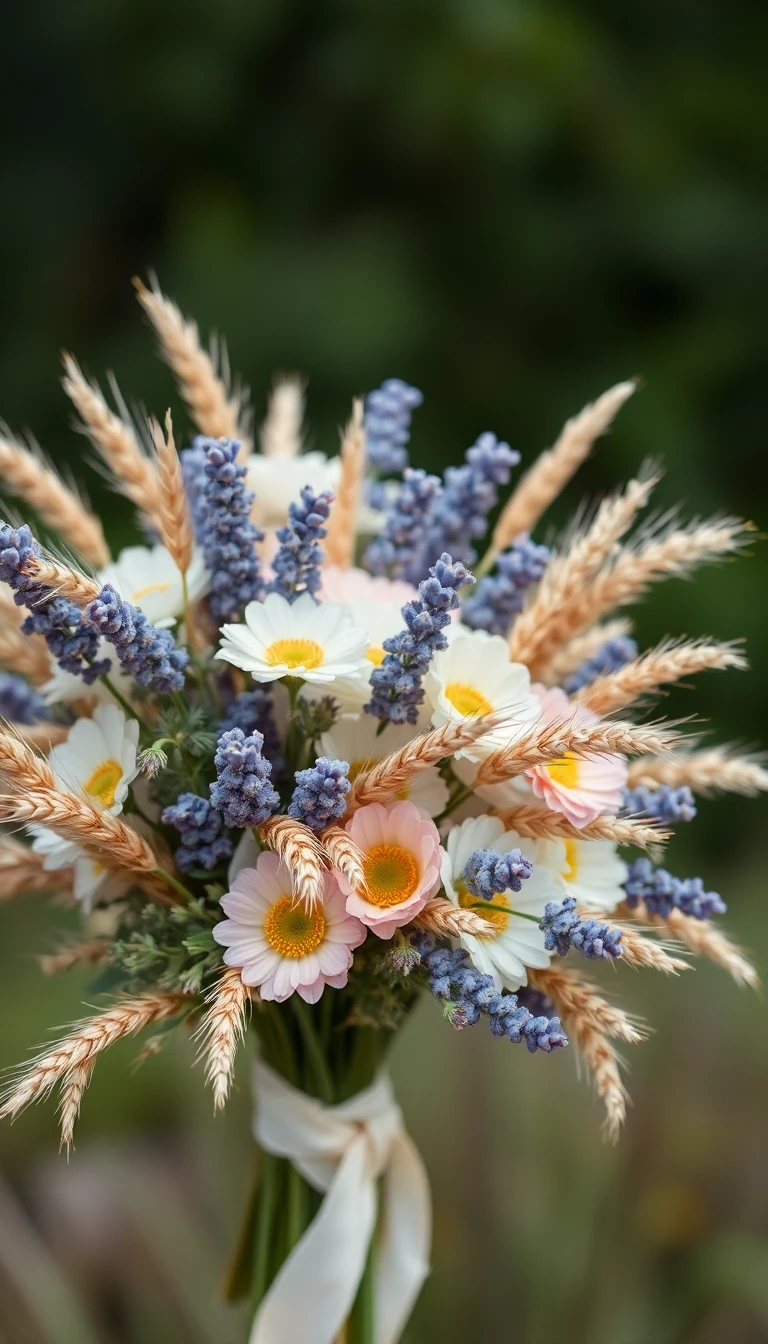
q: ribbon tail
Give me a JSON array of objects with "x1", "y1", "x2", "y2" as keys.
[
  {"x1": 373, "y1": 1132, "x2": 432, "y2": 1344},
  {"x1": 249, "y1": 1135, "x2": 375, "y2": 1344}
]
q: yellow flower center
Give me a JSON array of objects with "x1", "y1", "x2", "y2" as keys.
[
  {"x1": 263, "y1": 895, "x2": 326, "y2": 958},
  {"x1": 363, "y1": 844, "x2": 419, "y2": 908},
  {"x1": 133, "y1": 581, "x2": 173, "y2": 602},
  {"x1": 366, "y1": 645, "x2": 386, "y2": 666},
  {"x1": 457, "y1": 879, "x2": 509, "y2": 933},
  {"x1": 83, "y1": 758, "x2": 123, "y2": 808},
  {"x1": 545, "y1": 752, "x2": 580, "y2": 789},
  {"x1": 563, "y1": 839, "x2": 579, "y2": 882},
  {"x1": 444, "y1": 682, "x2": 494, "y2": 717},
  {"x1": 264, "y1": 637, "x2": 325, "y2": 670}
]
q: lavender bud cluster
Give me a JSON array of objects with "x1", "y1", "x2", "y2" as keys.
[
  {"x1": 288, "y1": 757, "x2": 351, "y2": 831},
  {"x1": 0, "y1": 523, "x2": 110, "y2": 683},
  {"x1": 364, "y1": 378, "x2": 423, "y2": 476},
  {"x1": 420, "y1": 433, "x2": 520, "y2": 568},
  {"x1": 562, "y1": 635, "x2": 638, "y2": 694},
  {"x1": 267, "y1": 486, "x2": 333, "y2": 603},
  {"x1": 463, "y1": 534, "x2": 551, "y2": 636},
  {"x1": 161, "y1": 793, "x2": 233, "y2": 873},
  {"x1": 366, "y1": 553, "x2": 473, "y2": 724},
  {"x1": 540, "y1": 896, "x2": 623, "y2": 960},
  {"x1": 0, "y1": 671, "x2": 52, "y2": 724},
  {"x1": 463, "y1": 847, "x2": 533, "y2": 899},
  {"x1": 364, "y1": 468, "x2": 442, "y2": 584},
  {"x1": 412, "y1": 931, "x2": 567, "y2": 1052},
  {"x1": 209, "y1": 727, "x2": 279, "y2": 829},
  {"x1": 198, "y1": 438, "x2": 264, "y2": 623},
  {"x1": 620, "y1": 783, "x2": 697, "y2": 824},
  {"x1": 218, "y1": 688, "x2": 283, "y2": 769},
  {"x1": 87, "y1": 584, "x2": 188, "y2": 693},
  {"x1": 624, "y1": 859, "x2": 726, "y2": 920}
]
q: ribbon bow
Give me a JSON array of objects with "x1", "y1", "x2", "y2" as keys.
[{"x1": 249, "y1": 1058, "x2": 431, "y2": 1344}]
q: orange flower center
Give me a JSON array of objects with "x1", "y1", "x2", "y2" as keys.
[
  {"x1": 457, "y1": 879, "x2": 509, "y2": 933},
  {"x1": 363, "y1": 844, "x2": 419, "y2": 908},
  {"x1": 264, "y1": 637, "x2": 324, "y2": 670},
  {"x1": 263, "y1": 895, "x2": 326, "y2": 958},
  {"x1": 545, "y1": 752, "x2": 580, "y2": 789},
  {"x1": 366, "y1": 645, "x2": 386, "y2": 666},
  {"x1": 83, "y1": 758, "x2": 123, "y2": 808},
  {"x1": 444, "y1": 682, "x2": 493, "y2": 717}
]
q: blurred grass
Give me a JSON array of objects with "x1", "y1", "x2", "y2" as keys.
[{"x1": 1, "y1": 0, "x2": 767, "y2": 1339}]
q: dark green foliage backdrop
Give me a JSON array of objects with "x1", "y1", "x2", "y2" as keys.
[{"x1": 0, "y1": 3, "x2": 766, "y2": 1341}]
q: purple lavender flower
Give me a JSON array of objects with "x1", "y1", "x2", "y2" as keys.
[
  {"x1": 419, "y1": 433, "x2": 520, "y2": 569},
  {"x1": 412, "y1": 931, "x2": 567, "y2": 1053},
  {"x1": 463, "y1": 534, "x2": 551, "y2": 636},
  {"x1": 162, "y1": 793, "x2": 233, "y2": 873},
  {"x1": 540, "y1": 896, "x2": 622, "y2": 960},
  {"x1": 364, "y1": 468, "x2": 442, "y2": 584},
  {"x1": 463, "y1": 847, "x2": 533, "y2": 899},
  {"x1": 364, "y1": 378, "x2": 423, "y2": 476},
  {"x1": 288, "y1": 757, "x2": 351, "y2": 831},
  {"x1": 0, "y1": 523, "x2": 110, "y2": 684},
  {"x1": 218, "y1": 688, "x2": 282, "y2": 769},
  {"x1": 619, "y1": 784, "x2": 697, "y2": 824},
  {"x1": 267, "y1": 486, "x2": 333, "y2": 603},
  {"x1": 209, "y1": 727, "x2": 279, "y2": 829},
  {"x1": 0, "y1": 672, "x2": 52, "y2": 724},
  {"x1": 87, "y1": 584, "x2": 188, "y2": 694},
  {"x1": 198, "y1": 438, "x2": 264, "y2": 624},
  {"x1": 366, "y1": 553, "x2": 473, "y2": 724},
  {"x1": 562, "y1": 636, "x2": 638, "y2": 695},
  {"x1": 624, "y1": 858, "x2": 725, "y2": 920}
]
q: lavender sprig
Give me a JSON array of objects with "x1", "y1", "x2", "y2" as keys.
[
  {"x1": 463, "y1": 534, "x2": 550, "y2": 636},
  {"x1": 198, "y1": 438, "x2": 264, "y2": 623},
  {"x1": 540, "y1": 896, "x2": 623, "y2": 960},
  {"x1": 0, "y1": 672, "x2": 52, "y2": 724},
  {"x1": 267, "y1": 486, "x2": 333, "y2": 603},
  {"x1": 87, "y1": 585, "x2": 188, "y2": 694},
  {"x1": 563, "y1": 636, "x2": 638, "y2": 694},
  {"x1": 364, "y1": 468, "x2": 442, "y2": 584},
  {"x1": 463, "y1": 847, "x2": 533, "y2": 899},
  {"x1": 624, "y1": 859, "x2": 725, "y2": 920},
  {"x1": 209, "y1": 727, "x2": 279, "y2": 829},
  {"x1": 162, "y1": 793, "x2": 233, "y2": 874},
  {"x1": 619, "y1": 784, "x2": 697, "y2": 824},
  {"x1": 420, "y1": 433, "x2": 520, "y2": 569},
  {"x1": 365, "y1": 553, "x2": 473, "y2": 724},
  {"x1": 288, "y1": 757, "x2": 351, "y2": 831},
  {"x1": 364, "y1": 378, "x2": 423, "y2": 476}
]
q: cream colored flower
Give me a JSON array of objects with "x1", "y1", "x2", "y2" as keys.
[
  {"x1": 320, "y1": 714, "x2": 449, "y2": 818},
  {"x1": 100, "y1": 542, "x2": 209, "y2": 628},
  {"x1": 216, "y1": 592, "x2": 371, "y2": 685},
  {"x1": 424, "y1": 629, "x2": 540, "y2": 761}
]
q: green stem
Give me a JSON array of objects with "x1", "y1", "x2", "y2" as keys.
[
  {"x1": 264, "y1": 1003, "x2": 300, "y2": 1087},
  {"x1": 348, "y1": 1205, "x2": 376, "y2": 1344},
  {"x1": 251, "y1": 1153, "x2": 280, "y2": 1315},
  {"x1": 285, "y1": 1162, "x2": 307, "y2": 1254},
  {"x1": 99, "y1": 673, "x2": 150, "y2": 731},
  {"x1": 434, "y1": 784, "x2": 474, "y2": 826},
  {"x1": 290, "y1": 998, "x2": 334, "y2": 1104},
  {"x1": 470, "y1": 901, "x2": 541, "y2": 923},
  {"x1": 152, "y1": 865, "x2": 196, "y2": 904}
]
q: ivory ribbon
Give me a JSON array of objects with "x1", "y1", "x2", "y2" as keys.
[{"x1": 249, "y1": 1058, "x2": 431, "y2": 1344}]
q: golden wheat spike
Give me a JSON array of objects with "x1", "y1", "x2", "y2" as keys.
[{"x1": 0, "y1": 431, "x2": 109, "y2": 567}]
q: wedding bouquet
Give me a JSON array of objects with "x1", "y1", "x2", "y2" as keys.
[{"x1": 0, "y1": 278, "x2": 762, "y2": 1344}]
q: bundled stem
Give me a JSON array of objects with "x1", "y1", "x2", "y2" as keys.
[
  {"x1": 475, "y1": 717, "x2": 679, "y2": 789},
  {"x1": 260, "y1": 376, "x2": 304, "y2": 458},
  {"x1": 578, "y1": 639, "x2": 747, "y2": 715},
  {"x1": 626, "y1": 747, "x2": 768, "y2": 798},
  {"x1": 0, "y1": 432, "x2": 109, "y2": 567},
  {"x1": 324, "y1": 399, "x2": 365, "y2": 570},
  {"x1": 134, "y1": 277, "x2": 249, "y2": 452},
  {"x1": 61, "y1": 354, "x2": 163, "y2": 522},
  {"x1": 489, "y1": 380, "x2": 636, "y2": 557},
  {"x1": 197, "y1": 968, "x2": 252, "y2": 1112}
]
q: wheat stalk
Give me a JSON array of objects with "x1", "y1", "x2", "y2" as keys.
[
  {"x1": 624, "y1": 901, "x2": 759, "y2": 990},
  {"x1": 58, "y1": 1063, "x2": 94, "y2": 1155},
  {"x1": 20, "y1": 551, "x2": 101, "y2": 606},
  {"x1": 149, "y1": 410, "x2": 193, "y2": 575},
  {"x1": 0, "y1": 590, "x2": 51, "y2": 683},
  {"x1": 324, "y1": 399, "x2": 365, "y2": 569},
  {"x1": 573, "y1": 910, "x2": 687, "y2": 974},
  {"x1": 545, "y1": 619, "x2": 634, "y2": 685},
  {"x1": 626, "y1": 747, "x2": 768, "y2": 797},
  {"x1": 196, "y1": 968, "x2": 252, "y2": 1112},
  {"x1": 0, "y1": 838, "x2": 72, "y2": 901},
  {"x1": 321, "y1": 824, "x2": 367, "y2": 894},
  {"x1": 347, "y1": 712, "x2": 507, "y2": 812},
  {"x1": 0, "y1": 432, "x2": 109, "y2": 567},
  {"x1": 258, "y1": 815, "x2": 327, "y2": 910},
  {"x1": 490, "y1": 380, "x2": 636, "y2": 556},
  {"x1": 61, "y1": 353, "x2": 163, "y2": 521},
  {"x1": 509, "y1": 475, "x2": 657, "y2": 673},
  {"x1": 415, "y1": 897, "x2": 497, "y2": 940},
  {"x1": 529, "y1": 966, "x2": 634, "y2": 1141},
  {"x1": 494, "y1": 804, "x2": 670, "y2": 852},
  {"x1": 578, "y1": 639, "x2": 747, "y2": 715},
  {"x1": 134, "y1": 277, "x2": 249, "y2": 452},
  {"x1": 260, "y1": 375, "x2": 304, "y2": 458},
  {"x1": 40, "y1": 940, "x2": 108, "y2": 975},
  {"x1": 13, "y1": 722, "x2": 70, "y2": 750},
  {"x1": 475, "y1": 717, "x2": 679, "y2": 788},
  {"x1": 0, "y1": 993, "x2": 189, "y2": 1121}
]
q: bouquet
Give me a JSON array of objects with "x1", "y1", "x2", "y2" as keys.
[{"x1": 0, "y1": 277, "x2": 762, "y2": 1344}]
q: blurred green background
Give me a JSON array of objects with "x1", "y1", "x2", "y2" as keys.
[{"x1": 1, "y1": 1, "x2": 767, "y2": 1340}]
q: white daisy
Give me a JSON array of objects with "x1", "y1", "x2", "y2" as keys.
[
  {"x1": 99, "y1": 543, "x2": 209, "y2": 629},
  {"x1": 315, "y1": 596, "x2": 413, "y2": 714},
  {"x1": 441, "y1": 814, "x2": 564, "y2": 991},
  {"x1": 30, "y1": 704, "x2": 140, "y2": 908},
  {"x1": 40, "y1": 637, "x2": 135, "y2": 709},
  {"x1": 320, "y1": 714, "x2": 449, "y2": 818},
  {"x1": 246, "y1": 451, "x2": 341, "y2": 532},
  {"x1": 424, "y1": 629, "x2": 541, "y2": 761},
  {"x1": 553, "y1": 837, "x2": 629, "y2": 914},
  {"x1": 215, "y1": 592, "x2": 371, "y2": 685}
]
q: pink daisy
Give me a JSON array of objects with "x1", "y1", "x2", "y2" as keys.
[
  {"x1": 338, "y1": 800, "x2": 444, "y2": 939},
  {"x1": 319, "y1": 565, "x2": 417, "y2": 609},
  {"x1": 212, "y1": 853, "x2": 366, "y2": 1004},
  {"x1": 525, "y1": 685, "x2": 628, "y2": 828}
]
